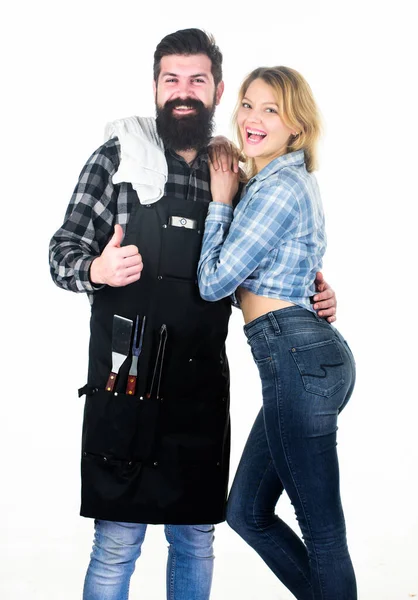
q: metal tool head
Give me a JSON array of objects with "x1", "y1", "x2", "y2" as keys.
[
  {"x1": 132, "y1": 315, "x2": 146, "y2": 357},
  {"x1": 109, "y1": 315, "x2": 133, "y2": 379},
  {"x1": 112, "y1": 315, "x2": 133, "y2": 355}
]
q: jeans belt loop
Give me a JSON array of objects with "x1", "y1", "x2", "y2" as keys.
[
  {"x1": 267, "y1": 311, "x2": 281, "y2": 335},
  {"x1": 313, "y1": 310, "x2": 323, "y2": 322}
]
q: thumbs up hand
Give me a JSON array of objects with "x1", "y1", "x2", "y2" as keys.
[
  {"x1": 90, "y1": 224, "x2": 143, "y2": 287},
  {"x1": 107, "y1": 223, "x2": 125, "y2": 249}
]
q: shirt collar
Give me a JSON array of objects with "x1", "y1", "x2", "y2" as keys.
[
  {"x1": 249, "y1": 150, "x2": 306, "y2": 185},
  {"x1": 165, "y1": 147, "x2": 209, "y2": 170}
]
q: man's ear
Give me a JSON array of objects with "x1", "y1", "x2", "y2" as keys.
[{"x1": 215, "y1": 81, "x2": 225, "y2": 105}]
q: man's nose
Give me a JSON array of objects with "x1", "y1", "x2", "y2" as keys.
[{"x1": 176, "y1": 81, "x2": 194, "y2": 98}]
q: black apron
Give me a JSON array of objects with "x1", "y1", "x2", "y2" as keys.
[{"x1": 79, "y1": 188, "x2": 232, "y2": 524}]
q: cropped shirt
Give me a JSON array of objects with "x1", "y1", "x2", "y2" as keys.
[{"x1": 197, "y1": 150, "x2": 326, "y2": 312}]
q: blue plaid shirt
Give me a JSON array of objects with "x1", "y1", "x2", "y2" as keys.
[{"x1": 198, "y1": 150, "x2": 326, "y2": 311}]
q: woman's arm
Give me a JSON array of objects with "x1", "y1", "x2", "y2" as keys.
[{"x1": 198, "y1": 182, "x2": 299, "y2": 302}]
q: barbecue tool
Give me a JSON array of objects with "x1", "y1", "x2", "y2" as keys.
[
  {"x1": 105, "y1": 315, "x2": 133, "y2": 392},
  {"x1": 126, "y1": 315, "x2": 147, "y2": 395},
  {"x1": 146, "y1": 324, "x2": 168, "y2": 399}
]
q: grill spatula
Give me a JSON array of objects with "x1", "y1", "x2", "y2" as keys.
[{"x1": 105, "y1": 315, "x2": 133, "y2": 392}]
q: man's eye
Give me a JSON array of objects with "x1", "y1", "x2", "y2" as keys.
[
  {"x1": 192, "y1": 78, "x2": 205, "y2": 83},
  {"x1": 165, "y1": 78, "x2": 177, "y2": 83}
]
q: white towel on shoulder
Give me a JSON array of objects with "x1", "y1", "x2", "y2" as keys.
[{"x1": 104, "y1": 116, "x2": 167, "y2": 205}]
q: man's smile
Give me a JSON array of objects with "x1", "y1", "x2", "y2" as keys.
[{"x1": 172, "y1": 105, "x2": 198, "y2": 116}]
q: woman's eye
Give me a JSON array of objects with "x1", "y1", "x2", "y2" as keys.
[
  {"x1": 242, "y1": 102, "x2": 251, "y2": 109},
  {"x1": 266, "y1": 107, "x2": 277, "y2": 113}
]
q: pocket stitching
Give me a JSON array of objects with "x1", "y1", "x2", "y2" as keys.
[{"x1": 290, "y1": 339, "x2": 345, "y2": 398}]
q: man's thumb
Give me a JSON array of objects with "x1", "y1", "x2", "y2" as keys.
[{"x1": 108, "y1": 224, "x2": 124, "y2": 248}]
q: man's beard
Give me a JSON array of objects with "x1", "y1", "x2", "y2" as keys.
[{"x1": 155, "y1": 97, "x2": 215, "y2": 152}]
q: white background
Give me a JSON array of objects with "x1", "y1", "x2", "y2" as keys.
[{"x1": 1, "y1": 1, "x2": 417, "y2": 598}]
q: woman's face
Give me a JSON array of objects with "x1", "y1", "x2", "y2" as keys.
[{"x1": 237, "y1": 78, "x2": 295, "y2": 172}]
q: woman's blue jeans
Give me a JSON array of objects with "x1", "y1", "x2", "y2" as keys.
[
  {"x1": 83, "y1": 520, "x2": 215, "y2": 600},
  {"x1": 227, "y1": 306, "x2": 357, "y2": 600}
]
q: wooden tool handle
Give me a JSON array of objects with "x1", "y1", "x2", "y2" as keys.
[
  {"x1": 126, "y1": 375, "x2": 137, "y2": 396},
  {"x1": 105, "y1": 372, "x2": 117, "y2": 392}
]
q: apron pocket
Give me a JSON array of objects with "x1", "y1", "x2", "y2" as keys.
[
  {"x1": 160, "y1": 225, "x2": 202, "y2": 281},
  {"x1": 82, "y1": 390, "x2": 160, "y2": 461}
]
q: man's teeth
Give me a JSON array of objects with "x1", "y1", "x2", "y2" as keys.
[{"x1": 176, "y1": 106, "x2": 193, "y2": 110}]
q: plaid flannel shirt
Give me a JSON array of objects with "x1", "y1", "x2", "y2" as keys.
[
  {"x1": 198, "y1": 150, "x2": 327, "y2": 312},
  {"x1": 49, "y1": 137, "x2": 211, "y2": 304}
]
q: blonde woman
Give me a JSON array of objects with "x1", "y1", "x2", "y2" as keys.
[{"x1": 198, "y1": 67, "x2": 356, "y2": 599}]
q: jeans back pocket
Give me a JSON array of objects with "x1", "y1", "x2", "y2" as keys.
[{"x1": 290, "y1": 339, "x2": 345, "y2": 398}]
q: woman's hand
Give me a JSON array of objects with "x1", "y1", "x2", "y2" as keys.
[
  {"x1": 209, "y1": 155, "x2": 240, "y2": 206},
  {"x1": 208, "y1": 136, "x2": 244, "y2": 174}
]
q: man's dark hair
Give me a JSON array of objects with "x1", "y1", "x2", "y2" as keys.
[{"x1": 153, "y1": 28, "x2": 223, "y2": 86}]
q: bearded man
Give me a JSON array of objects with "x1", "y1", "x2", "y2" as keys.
[{"x1": 49, "y1": 28, "x2": 336, "y2": 600}]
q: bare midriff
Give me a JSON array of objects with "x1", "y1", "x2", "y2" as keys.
[{"x1": 238, "y1": 287, "x2": 295, "y2": 325}]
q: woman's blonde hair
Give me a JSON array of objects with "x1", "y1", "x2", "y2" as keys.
[{"x1": 233, "y1": 66, "x2": 322, "y2": 178}]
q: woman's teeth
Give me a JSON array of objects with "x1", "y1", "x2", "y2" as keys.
[{"x1": 246, "y1": 129, "x2": 267, "y2": 142}]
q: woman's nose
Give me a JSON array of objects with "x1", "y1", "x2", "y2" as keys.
[{"x1": 248, "y1": 111, "x2": 262, "y2": 123}]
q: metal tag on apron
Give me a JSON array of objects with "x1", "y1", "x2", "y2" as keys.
[{"x1": 169, "y1": 216, "x2": 197, "y2": 230}]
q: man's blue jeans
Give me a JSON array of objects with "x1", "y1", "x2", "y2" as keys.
[
  {"x1": 227, "y1": 307, "x2": 357, "y2": 600},
  {"x1": 83, "y1": 520, "x2": 215, "y2": 600}
]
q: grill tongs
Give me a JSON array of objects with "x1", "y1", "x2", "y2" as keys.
[{"x1": 146, "y1": 324, "x2": 168, "y2": 400}]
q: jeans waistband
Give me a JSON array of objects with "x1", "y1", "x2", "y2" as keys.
[{"x1": 243, "y1": 306, "x2": 324, "y2": 340}]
